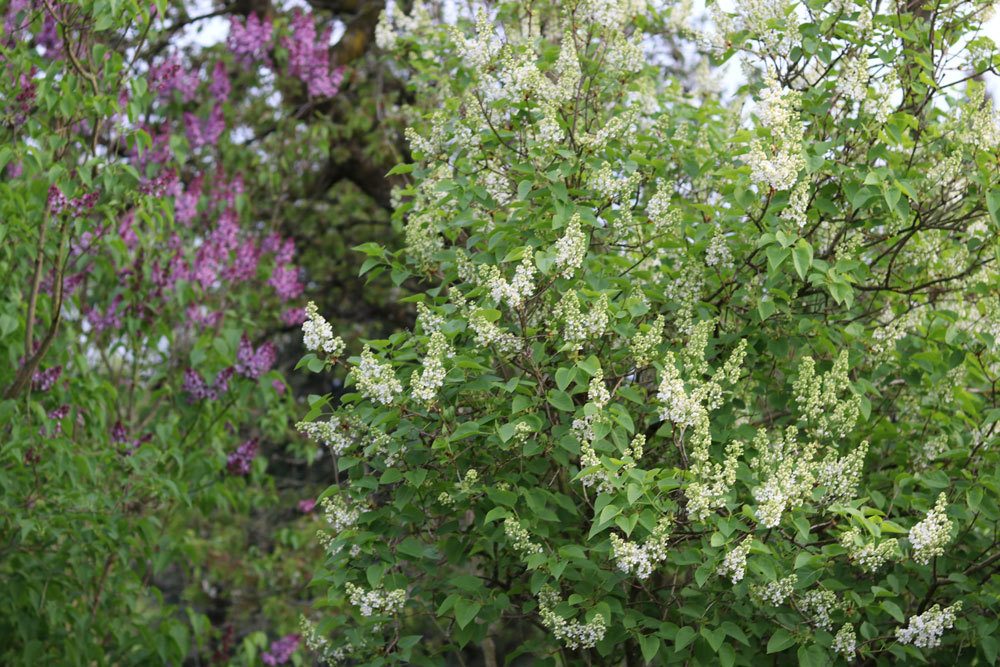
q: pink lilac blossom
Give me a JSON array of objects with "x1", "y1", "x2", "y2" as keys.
[
  {"x1": 227, "y1": 13, "x2": 272, "y2": 65},
  {"x1": 272, "y1": 379, "x2": 286, "y2": 395},
  {"x1": 11, "y1": 67, "x2": 37, "y2": 125},
  {"x1": 297, "y1": 498, "x2": 316, "y2": 513},
  {"x1": 45, "y1": 405, "x2": 71, "y2": 436},
  {"x1": 281, "y1": 307, "x2": 306, "y2": 326},
  {"x1": 209, "y1": 60, "x2": 231, "y2": 102},
  {"x1": 186, "y1": 305, "x2": 224, "y2": 329},
  {"x1": 182, "y1": 367, "x2": 234, "y2": 402},
  {"x1": 269, "y1": 265, "x2": 303, "y2": 301},
  {"x1": 261, "y1": 634, "x2": 299, "y2": 665},
  {"x1": 149, "y1": 55, "x2": 199, "y2": 102},
  {"x1": 111, "y1": 421, "x2": 152, "y2": 455},
  {"x1": 118, "y1": 211, "x2": 139, "y2": 249},
  {"x1": 226, "y1": 240, "x2": 260, "y2": 282},
  {"x1": 226, "y1": 439, "x2": 259, "y2": 476},
  {"x1": 235, "y1": 335, "x2": 276, "y2": 379},
  {"x1": 32, "y1": 365, "x2": 62, "y2": 392},
  {"x1": 174, "y1": 176, "x2": 203, "y2": 226},
  {"x1": 132, "y1": 123, "x2": 173, "y2": 170},
  {"x1": 86, "y1": 295, "x2": 125, "y2": 334},
  {"x1": 3, "y1": 0, "x2": 30, "y2": 43},
  {"x1": 211, "y1": 171, "x2": 244, "y2": 208},
  {"x1": 37, "y1": 13, "x2": 60, "y2": 57},
  {"x1": 282, "y1": 11, "x2": 344, "y2": 99},
  {"x1": 185, "y1": 104, "x2": 226, "y2": 149},
  {"x1": 139, "y1": 169, "x2": 178, "y2": 197}
]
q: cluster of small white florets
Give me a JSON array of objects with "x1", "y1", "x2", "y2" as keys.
[
  {"x1": 717, "y1": 538, "x2": 752, "y2": 583},
  {"x1": 839, "y1": 527, "x2": 899, "y2": 572},
  {"x1": 578, "y1": 432, "x2": 644, "y2": 494},
  {"x1": 345, "y1": 583, "x2": 406, "y2": 618},
  {"x1": 352, "y1": 346, "x2": 403, "y2": 405},
  {"x1": 752, "y1": 574, "x2": 797, "y2": 605},
  {"x1": 816, "y1": 440, "x2": 868, "y2": 503},
  {"x1": 646, "y1": 179, "x2": 681, "y2": 234},
  {"x1": 793, "y1": 351, "x2": 861, "y2": 440},
  {"x1": 553, "y1": 32, "x2": 581, "y2": 101},
  {"x1": 317, "y1": 495, "x2": 361, "y2": 555},
  {"x1": 958, "y1": 82, "x2": 1000, "y2": 151},
  {"x1": 482, "y1": 255, "x2": 536, "y2": 310},
  {"x1": 300, "y1": 615, "x2": 353, "y2": 664},
  {"x1": 908, "y1": 493, "x2": 953, "y2": 565},
  {"x1": 415, "y1": 302, "x2": 444, "y2": 333},
  {"x1": 590, "y1": 162, "x2": 641, "y2": 202},
  {"x1": 686, "y1": 438, "x2": 743, "y2": 520},
  {"x1": 781, "y1": 180, "x2": 810, "y2": 228},
  {"x1": 656, "y1": 352, "x2": 703, "y2": 427},
  {"x1": 605, "y1": 33, "x2": 645, "y2": 74},
  {"x1": 537, "y1": 586, "x2": 607, "y2": 650},
  {"x1": 554, "y1": 214, "x2": 588, "y2": 278},
  {"x1": 303, "y1": 302, "x2": 346, "y2": 357},
  {"x1": 466, "y1": 305, "x2": 520, "y2": 354},
  {"x1": 751, "y1": 427, "x2": 818, "y2": 528},
  {"x1": 896, "y1": 602, "x2": 962, "y2": 649},
  {"x1": 714, "y1": 0, "x2": 800, "y2": 56},
  {"x1": 411, "y1": 331, "x2": 452, "y2": 404},
  {"x1": 833, "y1": 623, "x2": 857, "y2": 657},
  {"x1": 579, "y1": 109, "x2": 640, "y2": 152},
  {"x1": 450, "y1": 8, "x2": 501, "y2": 72},
  {"x1": 610, "y1": 517, "x2": 673, "y2": 579},
  {"x1": 630, "y1": 315, "x2": 664, "y2": 368},
  {"x1": 800, "y1": 589, "x2": 839, "y2": 630},
  {"x1": 587, "y1": 370, "x2": 612, "y2": 409},
  {"x1": 504, "y1": 517, "x2": 543, "y2": 558},
  {"x1": 557, "y1": 292, "x2": 609, "y2": 350},
  {"x1": 747, "y1": 73, "x2": 805, "y2": 192},
  {"x1": 705, "y1": 229, "x2": 733, "y2": 269},
  {"x1": 297, "y1": 417, "x2": 354, "y2": 456}
]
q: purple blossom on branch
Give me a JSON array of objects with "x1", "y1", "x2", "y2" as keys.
[
  {"x1": 226, "y1": 439, "x2": 258, "y2": 476},
  {"x1": 268, "y1": 265, "x2": 303, "y2": 301},
  {"x1": 235, "y1": 335, "x2": 276, "y2": 380},
  {"x1": 32, "y1": 365, "x2": 62, "y2": 392},
  {"x1": 261, "y1": 634, "x2": 299, "y2": 665},
  {"x1": 283, "y1": 11, "x2": 345, "y2": 99},
  {"x1": 86, "y1": 295, "x2": 124, "y2": 335},
  {"x1": 209, "y1": 60, "x2": 231, "y2": 102},
  {"x1": 227, "y1": 13, "x2": 272, "y2": 64},
  {"x1": 184, "y1": 104, "x2": 226, "y2": 150}
]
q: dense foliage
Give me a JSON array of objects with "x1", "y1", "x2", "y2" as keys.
[
  {"x1": 2, "y1": 0, "x2": 1000, "y2": 665},
  {"x1": 296, "y1": 0, "x2": 1000, "y2": 665},
  {"x1": 0, "y1": 0, "x2": 400, "y2": 663}
]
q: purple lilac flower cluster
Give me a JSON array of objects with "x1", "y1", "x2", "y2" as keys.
[
  {"x1": 283, "y1": 11, "x2": 345, "y2": 98},
  {"x1": 261, "y1": 634, "x2": 299, "y2": 665},
  {"x1": 236, "y1": 335, "x2": 277, "y2": 380},
  {"x1": 227, "y1": 13, "x2": 272, "y2": 65},
  {"x1": 226, "y1": 439, "x2": 258, "y2": 476}
]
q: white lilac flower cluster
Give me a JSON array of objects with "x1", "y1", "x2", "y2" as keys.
[
  {"x1": 415, "y1": 302, "x2": 444, "y2": 333},
  {"x1": 557, "y1": 292, "x2": 609, "y2": 350},
  {"x1": 587, "y1": 370, "x2": 611, "y2": 410},
  {"x1": 553, "y1": 214, "x2": 587, "y2": 279},
  {"x1": 746, "y1": 72, "x2": 805, "y2": 192},
  {"x1": 610, "y1": 517, "x2": 673, "y2": 579},
  {"x1": 793, "y1": 351, "x2": 862, "y2": 440},
  {"x1": 752, "y1": 574, "x2": 797, "y2": 606},
  {"x1": 303, "y1": 301, "x2": 346, "y2": 357},
  {"x1": 590, "y1": 162, "x2": 641, "y2": 202},
  {"x1": 537, "y1": 586, "x2": 607, "y2": 650},
  {"x1": 656, "y1": 352, "x2": 703, "y2": 427},
  {"x1": 578, "y1": 432, "x2": 644, "y2": 494},
  {"x1": 504, "y1": 517, "x2": 543, "y2": 558},
  {"x1": 345, "y1": 583, "x2": 406, "y2": 617},
  {"x1": 482, "y1": 255, "x2": 536, "y2": 310},
  {"x1": 630, "y1": 315, "x2": 664, "y2": 368},
  {"x1": 686, "y1": 439, "x2": 743, "y2": 520},
  {"x1": 717, "y1": 539, "x2": 752, "y2": 583},
  {"x1": 839, "y1": 527, "x2": 899, "y2": 572},
  {"x1": 317, "y1": 495, "x2": 361, "y2": 556},
  {"x1": 646, "y1": 179, "x2": 681, "y2": 234},
  {"x1": 908, "y1": 493, "x2": 953, "y2": 565},
  {"x1": 297, "y1": 416, "x2": 354, "y2": 455},
  {"x1": 705, "y1": 229, "x2": 733, "y2": 269},
  {"x1": 958, "y1": 82, "x2": 1000, "y2": 151},
  {"x1": 712, "y1": 0, "x2": 800, "y2": 56},
  {"x1": 299, "y1": 615, "x2": 353, "y2": 665},
  {"x1": 352, "y1": 346, "x2": 402, "y2": 406},
  {"x1": 816, "y1": 440, "x2": 868, "y2": 503},
  {"x1": 411, "y1": 331, "x2": 452, "y2": 404},
  {"x1": 800, "y1": 589, "x2": 839, "y2": 631},
  {"x1": 833, "y1": 623, "x2": 857, "y2": 658},
  {"x1": 750, "y1": 427, "x2": 818, "y2": 528},
  {"x1": 781, "y1": 180, "x2": 810, "y2": 228},
  {"x1": 895, "y1": 602, "x2": 962, "y2": 649}
]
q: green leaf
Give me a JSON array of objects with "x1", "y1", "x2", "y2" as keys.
[
  {"x1": 792, "y1": 239, "x2": 813, "y2": 280},
  {"x1": 767, "y1": 629, "x2": 796, "y2": 654},
  {"x1": 640, "y1": 635, "x2": 660, "y2": 664},
  {"x1": 546, "y1": 390, "x2": 575, "y2": 412},
  {"x1": 675, "y1": 626, "x2": 697, "y2": 652},
  {"x1": 454, "y1": 599, "x2": 481, "y2": 629}
]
